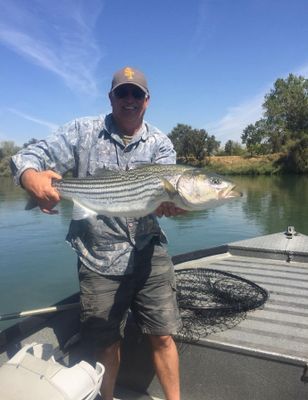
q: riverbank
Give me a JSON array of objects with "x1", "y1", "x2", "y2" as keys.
[
  {"x1": 1, "y1": 152, "x2": 305, "y2": 177},
  {"x1": 204, "y1": 153, "x2": 285, "y2": 175}
]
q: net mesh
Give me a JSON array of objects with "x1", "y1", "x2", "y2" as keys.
[{"x1": 175, "y1": 268, "x2": 268, "y2": 344}]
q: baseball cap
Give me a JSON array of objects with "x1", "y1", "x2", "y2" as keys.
[{"x1": 110, "y1": 67, "x2": 149, "y2": 95}]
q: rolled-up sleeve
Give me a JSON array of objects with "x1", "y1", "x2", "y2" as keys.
[
  {"x1": 10, "y1": 120, "x2": 79, "y2": 185},
  {"x1": 154, "y1": 134, "x2": 176, "y2": 165}
]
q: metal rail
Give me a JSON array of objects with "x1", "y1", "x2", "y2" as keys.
[{"x1": 0, "y1": 302, "x2": 80, "y2": 321}]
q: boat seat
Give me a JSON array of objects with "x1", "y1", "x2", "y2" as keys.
[{"x1": 0, "y1": 342, "x2": 104, "y2": 400}]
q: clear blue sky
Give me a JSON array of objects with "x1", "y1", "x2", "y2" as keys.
[{"x1": 1, "y1": 0, "x2": 307, "y2": 146}]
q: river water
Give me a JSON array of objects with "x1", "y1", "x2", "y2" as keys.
[{"x1": 1, "y1": 174, "x2": 308, "y2": 329}]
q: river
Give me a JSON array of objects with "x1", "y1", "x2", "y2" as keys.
[{"x1": 1, "y1": 174, "x2": 308, "y2": 330}]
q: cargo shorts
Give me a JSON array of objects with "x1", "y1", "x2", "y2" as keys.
[{"x1": 78, "y1": 238, "x2": 182, "y2": 348}]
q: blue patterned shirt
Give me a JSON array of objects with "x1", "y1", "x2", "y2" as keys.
[{"x1": 11, "y1": 114, "x2": 176, "y2": 275}]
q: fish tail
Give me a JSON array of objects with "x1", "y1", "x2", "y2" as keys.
[{"x1": 25, "y1": 197, "x2": 38, "y2": 210}]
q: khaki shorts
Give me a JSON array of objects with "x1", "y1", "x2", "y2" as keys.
[{"x1": 79, "y1": 238, "x2": 182, "y2": 348}]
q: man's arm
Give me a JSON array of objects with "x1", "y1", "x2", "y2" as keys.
[
  {"x1": 11, "y1": 119, "x2": 79, "y2": 184},
  {"x1": 11, "y1": 119, "x2": 81, "y2": 213},
  {"x1": 155, "y1": 202, "x2": 186, "y2": 218}
]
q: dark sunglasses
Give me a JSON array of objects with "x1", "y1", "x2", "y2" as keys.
[{"x1": 113, "y1": 86, "x2": 147, "y2": 100}]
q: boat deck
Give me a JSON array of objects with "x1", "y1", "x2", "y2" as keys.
[
  {"x1": 1, "y1": 229, "x2": 308, "y2": 400},
  {"x1": 176, "y1": 252, "x2": 308, "y2": 365},
  {"x1": 122, "y1": 230, "x2": 308, "y2": 400}
]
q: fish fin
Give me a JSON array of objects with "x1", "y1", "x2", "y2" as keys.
[
  {"x1": 161, "y1": 178, "x2": 177, "y2": 199},
  {"x1": 25, "y1": 197, "x2": 38, "y2": 210},
  {"x1": 131, "y1": 163, "x2": 153, "y2": 169},
  {"x1": 72, "y1": 201, "x2": 98, "y2": 220},
  {"x1": 92, "y1": 168, "x2": 118, "y2": 177}
]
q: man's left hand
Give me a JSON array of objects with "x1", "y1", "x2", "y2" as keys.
[{"x1": 155, "y1": 202, "x2": 187, "y2": 217}]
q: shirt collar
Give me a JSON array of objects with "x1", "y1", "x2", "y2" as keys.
[{"x1": 103, "y1": 113, "x2": 150, "y2": 144}]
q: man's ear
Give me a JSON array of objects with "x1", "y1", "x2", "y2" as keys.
[{"x1": 108, "y1": 91, "x2": 114, "y2": 106}]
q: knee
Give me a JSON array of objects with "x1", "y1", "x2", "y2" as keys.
[
  {"x1": 97, "y1": 340, "x2": 121, "y2": 358},
  {"x1": 148, "y1": 335, "x2": 174, "y2": 351}
]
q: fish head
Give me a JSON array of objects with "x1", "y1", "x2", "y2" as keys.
[{"x1": 176, "y1": 170, "x2": 241, "y2": 210}]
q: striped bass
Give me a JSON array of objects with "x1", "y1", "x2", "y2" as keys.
[{"x1": 27, "y1": 164, "x2": 240, "y2": 219}]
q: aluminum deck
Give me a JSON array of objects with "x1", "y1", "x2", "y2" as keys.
[
  {"x1": 1, "y1": 229, "x2": 308, "y2": 400},
  {"x1": 121, "y1": 229, "x2": 308, "y2": 400},
  {"x1": 176, "y1": 252, "x2": 308, "y2": 365}
]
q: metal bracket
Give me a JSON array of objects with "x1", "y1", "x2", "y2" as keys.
[
  {"x1": 285, "y1": 225, "x2": 297, "y2": 239},
  {"x1": 286, "y1": 251, "x2": 294, "y2": 263},
  {"x1": 301, "y1": 364, "x2": 308, "y2": 383}
]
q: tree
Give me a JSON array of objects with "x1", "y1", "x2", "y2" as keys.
[
  {"x1": 0, "y1": 141, "x2": 20, "y2": 160},
  {"x1": 169, "y1": 124, "x2": 220, "y2": 162},
  {"x1": 224, "y1": 140, "x2": 245, "y2": 156},
  {"x1": 0, "y1": 141, "x2": 21, "y2": 177},
  {"x1": 241, "y1": 120, "x2": 270, "y2": 156},
  {"x1": 259, "y1": 74, "x2": 308, "y2": 154},
  {"x1": 181, "y1": 129, "x2": 207, "y2": 161},
  {"x1": 287, "y1": 136, "x2": 308, "y2": 173},
  {"x1": 168, "y1": 124, "x2": 194, "y2": 158},
  {"x1": 242, "y1": 74, "x2": 308, "y2": 159},
  {"x1": 206, "y1": 134, "x2": 220, "y2": 156},
  {"x1": 264, "y1": 74, "x2": 308, "y2": 137}
]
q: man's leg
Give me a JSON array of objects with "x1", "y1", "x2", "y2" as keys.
[
  {"x1": 79, "y1": 263, "x2": 135, "y2": 400},
  {"x1": 97, "y1": 341, "x2": 121, "y2": 400},
  {"x1": 133, "y1": 239, "x2": 182, "y2": 400},
  {"x1": 148, "y1": 334, "x2": 180, "y2": 400}
]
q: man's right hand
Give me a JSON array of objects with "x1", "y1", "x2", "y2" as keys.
[{"x1": 21, "y1": 169, "x2": 62, "y2": 214}]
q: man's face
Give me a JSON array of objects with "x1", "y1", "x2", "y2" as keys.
[{"x1": 109, "y1": 84, "x2": 150, "y2": 129}]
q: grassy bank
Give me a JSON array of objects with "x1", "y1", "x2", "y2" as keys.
[
  {"x1": 177, "y1": 153, "x2": 287, "y2": 175},
  {"x1": 204, "y1": 154, "x2": 285, "y2": 175}
]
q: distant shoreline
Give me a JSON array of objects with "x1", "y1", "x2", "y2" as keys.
[
  {"x1": 178, "y1": 153, "x2": 306, "y2": 175},
  {"x1": 1, "y1": 153, "x2": 306, "y2": 178}
]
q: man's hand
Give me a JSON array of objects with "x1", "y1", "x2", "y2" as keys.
[
  {"x1": 155, "y1": 202, "x2": 187, "y2": 218},
  {"x1": 21, "y1": 169, "x2": 62, "y2": 214}
]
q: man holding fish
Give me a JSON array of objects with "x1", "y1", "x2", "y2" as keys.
[
  {"x1": 11, "y1": 67, "x2": 185, "y2": 400},
  {"x1": 11, "y1": 67, "x2": 239, "y2": 400}
]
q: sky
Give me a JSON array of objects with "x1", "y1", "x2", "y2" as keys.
[{"x1": 0, "y1": 0, "x2": 308, "y2": 146}]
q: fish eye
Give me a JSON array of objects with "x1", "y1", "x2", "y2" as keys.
[{"x1": 210, "y1": 177, "x2": 222, "y2": 185}]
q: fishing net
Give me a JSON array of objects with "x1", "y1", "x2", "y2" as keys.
[{"x1": 175, "y1": 268, "x2": 268, "y2": 344}]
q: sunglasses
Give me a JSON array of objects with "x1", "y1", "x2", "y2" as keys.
[{"x1": 113, "y1": 86, "x2": 147, "y2": 100}]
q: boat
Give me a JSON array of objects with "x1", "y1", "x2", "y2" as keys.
[{"x1": 1, "y1": 226, "x2": 308, "y2": 400}]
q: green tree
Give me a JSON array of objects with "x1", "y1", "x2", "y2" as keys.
[
  {"x1": 169, "y1": 124, "x2": 220, "y2": 162},
  {"x1": 287, "y1": 136, "x2": 308, "y2": 173},
  {"x1": 169, "y1": 124, "x2": 208, "y2": 161},
  {"x1": 0, "y1": 141, "x2": 21, "y2": 177},
  {"x1": 242, "y1": 74, "x2": 308, "y2": 161},
  {"x1": 206, "y1": 134, "x2": 220, "y2": 156},
  {"x1": 241, "y1": 120, "x2": 270, "y2": 156},
  {"x1": 0, "y1": 141, "x2": 20, "y2": 160},
  {"x1": 181, "y1": 129, "x2": 207, "y2": 161},
  {"x1": 168, "y1": 124, "x2": 192, "y2": 158},
  {"x1": 224, "y1": 140, "x2": 245, "y2": 156},
  {"x1": 264, "y1": 74, "x2": 308, "y2": 138}
]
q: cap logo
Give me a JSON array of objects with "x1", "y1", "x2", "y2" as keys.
[{"x1": 124, "y1": 67, "x2": 134, "y2": 80}]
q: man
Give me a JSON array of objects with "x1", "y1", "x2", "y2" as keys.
[{"x1": 11, "y1": 67, "x2": 183, "y2": 400}]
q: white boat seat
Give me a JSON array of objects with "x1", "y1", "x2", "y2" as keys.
[{"x1": 0, "y1": 342, "x2": 104, "y2": 400}]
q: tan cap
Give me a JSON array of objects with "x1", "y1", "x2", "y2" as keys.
[{"x1": 110, "y1": 66, "x2": 149, "y2": 95}]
